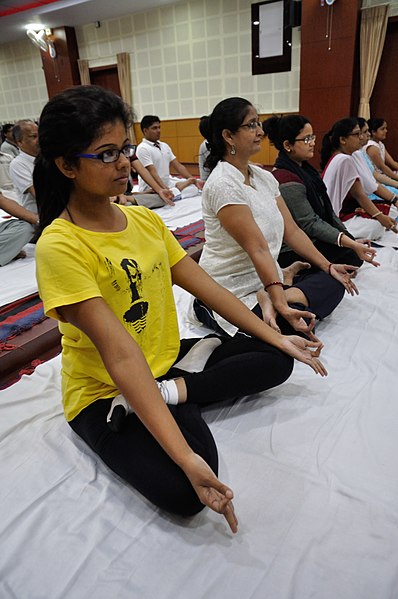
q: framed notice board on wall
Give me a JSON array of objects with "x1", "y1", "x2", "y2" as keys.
[{"x1": 252, "y1": 0, "x2": 300, "y2": 75}]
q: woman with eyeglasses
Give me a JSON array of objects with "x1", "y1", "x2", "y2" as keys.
[
  {"x1": 321, "y1": 118, "x2": 398, "y2": 239},
  {"x1": 366, "y1": 118, "x2": 398, "y2": 183},
  {"x1": 263, "y1": 115, "x2": 377, "y2": 271},
  {"x1": 33, "y1": 86, "x2": 333, "y2": 533},
  {"x1": 193, "y1": 98, "x2": 358, "y2": 340}
]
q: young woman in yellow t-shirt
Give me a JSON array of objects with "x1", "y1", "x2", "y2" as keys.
[{"x1": 34, "y1": 86, "x2": 326, "y2": 533}]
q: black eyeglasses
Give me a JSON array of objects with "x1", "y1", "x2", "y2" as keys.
[
  {"x1": 346, "y1": 131, "x2": 361, "y2": 138},
  {"x1": 240, "y1": 120, "x2": 263, "y2": 131},
  {"x1": 294, "y1": 134, "x2": 316, "y2": 144},
  {"x1": 74, "y1": 143, "x2": 137, "y2": 164}
]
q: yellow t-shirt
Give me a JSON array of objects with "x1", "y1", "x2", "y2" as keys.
[{"x1": 36, "y1": 205, "x2": 186, "y2": 421}]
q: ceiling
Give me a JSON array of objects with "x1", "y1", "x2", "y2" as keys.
[{"x1": 0, "y1": 0, "x2": 178, "y2": 44}]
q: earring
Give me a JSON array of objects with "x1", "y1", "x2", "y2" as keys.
[
  {"x1": 286, "y1": 148, "x2": 291, "y2": 153},
  {"x1": 230, "y1": 145, "x2": 236, "y2": 156}
]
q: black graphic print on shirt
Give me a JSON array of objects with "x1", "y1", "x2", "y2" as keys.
[{"x1": 120, "y1": 258, "x2": 148, "y2": 333}]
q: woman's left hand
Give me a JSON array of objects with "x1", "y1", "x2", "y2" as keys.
[
  {"x1": 182, "y1": 453, "x2": 238, "y2": 533},
  {"x1": 329, "y1": 264, "x2": 359, "y2": 295},
  {"x1": 280, "y1": 335, "x2": 328, "y2": 376}
]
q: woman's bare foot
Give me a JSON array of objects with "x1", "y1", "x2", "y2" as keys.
[
  {"x1": 282, "y1": 261, "x2": 311, "y2": 286},
  {"x1": 256, "y1": 288, "x2": 280, "y2": 332}
]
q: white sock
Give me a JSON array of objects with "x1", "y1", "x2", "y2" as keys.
[
  {"x1": 106, "y1": 394, "x2": 133, "y2": 432},
  {"x1": 157, "y1": 379, "x2": 179, "y2": 405},
  {"x1": 173, "y1": 337, "x2": 222, "y2": 373}
]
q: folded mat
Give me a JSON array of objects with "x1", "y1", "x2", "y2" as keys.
[{"x1": 0, "y1": 293, "x2": 45, "y2": 343}]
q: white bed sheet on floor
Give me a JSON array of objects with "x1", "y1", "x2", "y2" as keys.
[
  {"x1": 1, "y1": 243, "x2": 398, "y2": 599},
  {"x1": 0, "y1": 243, "x2": 37, "y2": 306},
  {"x1": 0, "y1": 199, "x2": 203, "y2": 308}
]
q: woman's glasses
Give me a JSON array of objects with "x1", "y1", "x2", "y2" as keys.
[
  {"x1": 74, "y1": 143, "x2": 137, "y2": 164},
  {"x1": 240, "y1": 120, "x2": 263, "y2": 131},
  {"x1": 346, "y1": 131, "x2": 362, "y2": 138},
  {"x1": 294, "y1": 134, "x2": 316, "y2": 144}
]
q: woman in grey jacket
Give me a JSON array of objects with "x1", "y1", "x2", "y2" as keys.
[{"x1": 263, "y1": 115, "x2": 376, "y2": 269}]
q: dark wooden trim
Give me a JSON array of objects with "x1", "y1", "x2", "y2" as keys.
[
  {"x1": 0, "y1": 319, "x2": 61, "y2": 385},
  {"x1": 90, "y1": 64, "x2": 118, "y2": 72}
]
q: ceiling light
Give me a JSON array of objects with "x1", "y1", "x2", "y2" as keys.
[{"x1": 25, "y1": 23, "x2": 46, "y2": 31}]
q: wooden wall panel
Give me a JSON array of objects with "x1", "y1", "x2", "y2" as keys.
[
  {"x1": 300, "y1": 0, "x2": 361, "y2": 165},
  {"x1": 41, "y1": 27, "x2": 80, "y2": 99},
  {"x1": 133, "y1": 114, "x2": 281, "y2": 168}
]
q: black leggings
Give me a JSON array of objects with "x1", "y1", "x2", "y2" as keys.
[{"x1": 69, "y1": 335, "x2": 293, "y2": 517}]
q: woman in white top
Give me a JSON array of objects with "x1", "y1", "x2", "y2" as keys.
[
  {"x1": 194, "y1": 98, "x2": 358, "y2": 338},
  {"x1": 321, "y1": 118, "x2": 397, "y2": 240},
  {"x1": 353, "y1": 118, "x2": 398, "y2": 207},
  {"x1": 366, "y1": 118, "x2": 398, "y2": 182}
]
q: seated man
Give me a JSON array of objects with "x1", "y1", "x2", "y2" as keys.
[
  {"x1": 135, "y1": 115, "x2": 203, "y2": 208},
  {"x1": 1, "y1": 124, "x2": 19, "y2": 159},
  {"x1": 9, "y1": 120, "x2": 39, "y2": 212},
  {"x1": 0, "y1": 150, "x2": 15, "y2": 192},
  {"x1": 0, "y1": 192, "x2": 37, "y2": 266}
]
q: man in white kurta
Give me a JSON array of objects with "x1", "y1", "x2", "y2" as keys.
[
  {"x1": 136, "y1": 115, "x2": 203, "y2": 207},
  {"x1": 9, "y1": 120, "x2": 39, "y2": 213}
]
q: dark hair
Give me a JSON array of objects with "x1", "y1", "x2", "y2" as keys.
[
  {"x1": 198, "y1": 115, "x2": 207, "y2": 139},
  {"x1": 2, "y1": 123, "x2": 14, "y2": 141},
  {"x1": 263, "y1": 114, "x2": 311, "y2": 151},
  {"x1": 357, "y1": 117, "x2": 367, "y2": 129},
  {"x1": 320, "y1": 117, "x2": 358, "y2": 170},
  {"x1": 202, "y1": 97, "x2": 252, "y2": 172},
  {"x1": 367, "y1": 117, "x2": 386, "y2": 135},
  {"x1": 34, "y1": 85, "x2": 134, "y2": 230},
  {"x1": 140, "y1": 115, "x2": 160, "y2": 132}
]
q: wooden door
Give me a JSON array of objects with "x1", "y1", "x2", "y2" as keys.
[{"x1": 89, "y1": 65, "x2": 121, "y2": 97}]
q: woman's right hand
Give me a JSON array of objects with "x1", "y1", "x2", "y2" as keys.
[
  {"x1": 182, "y1": 453, "x2": 238, "y2": 533},
  {"x1": 353, "y1": 240, "x2": 380, "y2": 266},
  {"x1": 280, "y1": 335, "x2": 328, "y2": 376},
  {"x1": 277, "y1": 305, "x2": 316, "y2": 335},
  {"x1": 378, "y1": 213, "x2": 398, "y2": 233}
]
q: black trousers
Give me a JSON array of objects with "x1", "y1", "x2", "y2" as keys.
[
  {"x1": 69, "y1": 334, "x2": 293, "y2": 517},
  {"x1": 278, "y1": 240, "x2": 363, "y2": 269},
  {"x1": 194, "y1": 269, "x2": 345, "y2": 338}
]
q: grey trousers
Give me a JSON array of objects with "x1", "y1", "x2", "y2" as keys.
[
  {"x1": 133, "y1": 193, "x2": 166, "y2": 209},
  {"x1": 0, "y1": 219, "x2": 34, "y2": 266}
]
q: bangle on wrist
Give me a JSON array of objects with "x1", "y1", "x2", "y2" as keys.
[
  {"x1": 337, "y1": 232, "x2": 343, "y2": 247},
  {"x1": 371, "y1": 210, "x2": 383, "y2": 219},
  {"x1": 328, "y1": 263, "x2": 333, "y2": 275},
  {"x1": 264, "y1": 281, "x2": 284, "y2": 291}
]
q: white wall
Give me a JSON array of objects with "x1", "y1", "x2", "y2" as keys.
[
  {"x1": 362, "y1": 0, "x2": 398, "y2": 16},
  {"x1": 76, "y1": 0, "x2": 301, "y2": 120},
  {"x1": 0, "y1": 0, "x2": 300, "y2": 124},
  {"x1": 0, "y1": 37, "x2": 47, "y2": 123},
  {"x1": 0, "y1": 0, "x2": 392, "y2": 124}
]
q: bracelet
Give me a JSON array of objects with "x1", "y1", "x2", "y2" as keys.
[
  {"x1": 337, "y1": 232, "x2": 343, "y2": 247},
  {"x1": 371, "y1": 210, "x2": 382, "y2": 219},
  {"x1": 328, "y1": 263, "x2": 333, "y2": 275},
  {"x1": 264, "y1": 281, "x2": 283, "y2": 291}
]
